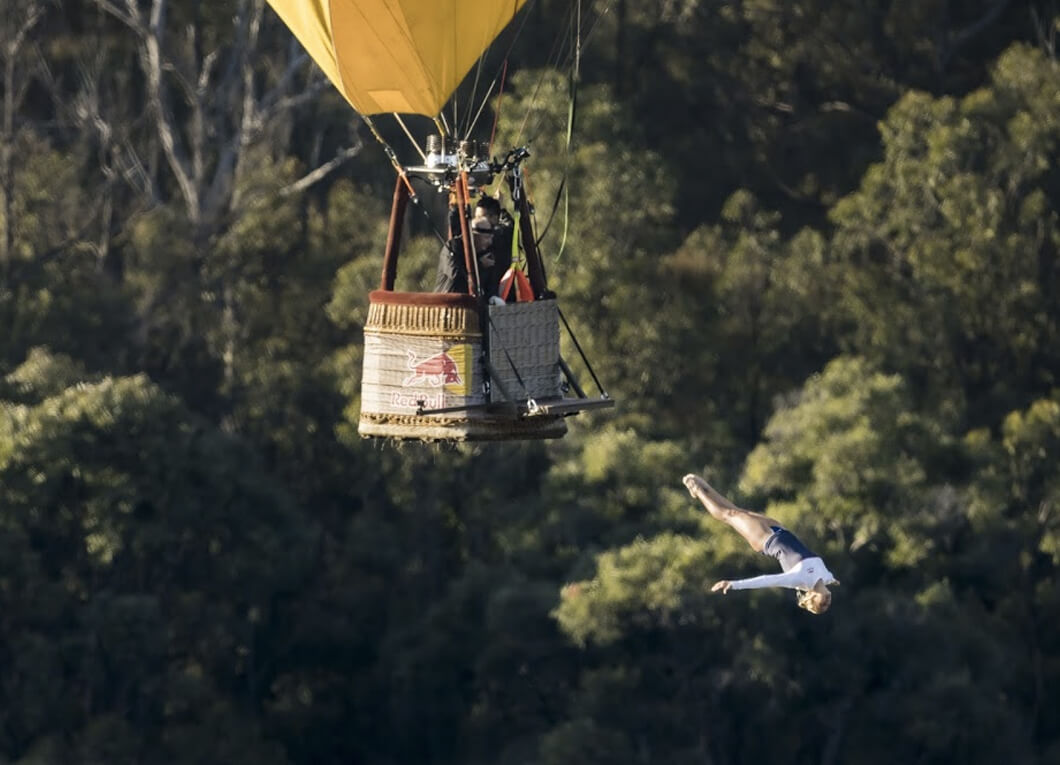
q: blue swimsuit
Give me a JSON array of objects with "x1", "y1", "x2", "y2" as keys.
[{"x1": 762, "y1": 526, "x2": 817, "y2": 573}]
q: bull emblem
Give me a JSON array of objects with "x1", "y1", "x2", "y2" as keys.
[{"x1": 402, "y1": 350, "x2": 463, "y2": 388}]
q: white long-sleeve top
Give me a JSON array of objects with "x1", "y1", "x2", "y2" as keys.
[{"x1": 727, "y1": 557, "x2": 838, "y2": 591}]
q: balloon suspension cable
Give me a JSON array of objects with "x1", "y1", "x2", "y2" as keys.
[
  {"x1": 532, "y1": 1, "x2": 581, "y2": 258},
  {"x1": 405, "y1": 175, "x2": 449, "y2": 246},
  {"x1": 365, "y1": 116, "x2": 447, "y2": 249},
  {"x1": 514, "y1": 0, "x2": 577, "y2": 145},
  {"x1": 525, "y1": 169, "x2": 546, "y2": 254},
  {"x1": 552, "y1": 0, "x2": 580, "y2": 262},
  {"x1": 466, "y1": 63, "x2": 507, "y2": 147},
  {"x1": 393, "y1": 113, "x2": 427, "y2": 164},
  {"x1": 535, "y1": 175, "x2": 565, "y2": 248},
  {"x1": 508, "y1": 158, "x2": 547, "y2": 290},
  {"x1": 513, "y1": 161, "x2": 540, "y2": 242},
  {"x1": 362, "y1": 114, "x2": 417, "y2": 200},
  {"x1": 462, "y1": 28, "x2": 490, "y2": 140},
  {"x1": 464, "y1": 0, "x2": 531, "y2": 148},
  {"x1": 557, "y1": 304, "x2": 608, "y2": 397},
  {"x1": 458, "y1": 0, "x2": 524, "y2": 144},
  {"x1": 581, "y1": 0, "x2": 614, "y2": 51},
  {"x1": 488, "y1": 59, "x2": 509, "y2": 155},
  {"x1": 451, "y1": 90, "x2": 459, "y2": 140},
  {"x1": 436, "y1": 113, "x2": 451, "y2": 138}
]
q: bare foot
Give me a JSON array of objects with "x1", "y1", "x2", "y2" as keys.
[
  {"x1": 682, "y1": 473, "x2": 709, "y2": 499},
  {"x1": 682, "y1": 474, "x2": 738, "y2": 512}
]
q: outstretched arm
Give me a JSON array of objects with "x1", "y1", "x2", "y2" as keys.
[{"x1": 713, "y1": 566, "x2": 836, "y2": 594}]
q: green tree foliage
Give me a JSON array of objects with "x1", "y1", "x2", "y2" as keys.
[
  {"x1": 568, "y1": 0, "x2": 1040, "y2": 230},
  {"x1": 960, "y1": 395, "x2": 1060, "y2": 753},
  {"x1": 829, "y1": 44, "x2": 1060, "y2": 425},
  {"x1": 551, "y1": 355, "x2": 1045, "y2": 763},
  {"x1": 740, "y1": 356, "x2": 936, "y2": 553},
  {"x1": 0, "y1": 350, "x2": 311, "y2": 763},
  {"x1": 652, "y1": 191, "x2": 834, "y2": 461},
  {"x1": 3, "y1": 1, "x2": 1060, "y2": 763},
  {"x1": 0, "y1": 133, "x2": 134, "y2": 373}
]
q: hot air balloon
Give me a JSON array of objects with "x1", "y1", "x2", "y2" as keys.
[{"x1": 265, "y1": 0, "x2": 613, "y2": 440}]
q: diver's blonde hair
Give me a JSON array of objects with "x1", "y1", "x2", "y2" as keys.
[{"x1": 797, "y1": 589, "x2": 832, "y2": 614}]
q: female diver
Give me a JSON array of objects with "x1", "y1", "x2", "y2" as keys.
[{"x1": 683, "y1": 474, "x2": 839, "y2": 614}]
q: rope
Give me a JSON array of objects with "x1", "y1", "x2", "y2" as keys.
[
  {"x1": 557, "y1": 304, "x2": 607, "y2": 395},
  {"x1": 405, "y1": 175, "x2": 449, "y2": 246},
  {"x1": 360, "y1": 118, "x2": 451, "y2": 255},
  {"x1": 362, "y1": 114, "x2": 416, "y2": 198},
  {"x1": 362, "y1": 115, "x2": 453, "y2": 253},
  {"x1": 514, "y1": 2, "x2": 575, "y2": 144},
  {"x1": 514, "y1": 0, "x2": 582, "y2": 257},
  {"x1": 466, "y1": 65, "x2": 506, "y2": 143},
  {"x1": 488, "y1": 59, "x2": 509, "y2": 154},
  {"x1": 393, "y1": 113, "x2": 427, "y2": 163},
  {"x1": 462, "y1": 21, "x2": 489, "y2": 140},
  {"x1": 552, "y1": 0, "x2": 581, "y2": 262},
  {"x1": 534, "y1": 176, "x2": 564, "y2": 247},
  {"x1": 457, "y1": 1, "x2": 534, "y2": 144}
]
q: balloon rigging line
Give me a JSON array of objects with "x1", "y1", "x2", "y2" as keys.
[
  {"x1": 552, "y1": 0, "x2": 580, "y2": 262},
  {"x1": 392, "y1": 113, "x2": 427, "y2": 163},
  {"x1": 462, "y1": 28, "x2": 490, "y2": 139},
  {"x1": 466, "y1": 67, "x2": 504, "y2": 142},
  {"x1": 514, "y1": 3, "x2": 572, "y2": 144},
  {"x1": 581, "y1": 0, "x2": 612, "y2": 50},
  {"x1": 488, "y1": 59, "x2": 509, "y2": 154},
  {"x1": 516, "y1": 0, "x2": 606, "y2": 147},
  {"x1": 461, "y1": 0, "x2": 535, "y2": 143}
]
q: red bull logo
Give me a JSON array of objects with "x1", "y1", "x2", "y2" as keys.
[{"x1": 403, "y1": 350, "x2": 463, "y2": 388}]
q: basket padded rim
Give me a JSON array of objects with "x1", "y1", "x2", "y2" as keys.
[{"x1": 369, "y1": 290, "x2": 478, "y2": 309}]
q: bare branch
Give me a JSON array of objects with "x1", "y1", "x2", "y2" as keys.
[
  {"x1": 1031, "y1": 5, "x2": 1057, "y2": 58},
  {"x1": 258, "y1": 78, "x2": 331, "y2": 126},
  {"x1": 950, "y1": 0, "x2": 1013, "y2": 51},
  {"x1": 2, "y1": 0, "x2": 47, "y2": 268},
  {"x1": 938, "y1": 0, "x2": 1013, "y2": 70},
  {"x1": 141, "y1": 0, "x2": 199, "y2": 221},
  {"x1": 5, "y1": 5, "x2": 44, "y2": 55},
  {"x1": 93, "y1": 0, "x2": 141, "y2": 37},
  {"x1": 279, "y1": 145, "x2": 363, "y2": 197}
]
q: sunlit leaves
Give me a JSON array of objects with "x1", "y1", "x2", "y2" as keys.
[
  {"x1": 554, "y1": 532, "x2": 716, "y2": 647},
  {"x1": 829, "y1": 45, "x2": 1060, "y2": 420},
  {"x1": 740, "y1": 356, "x2": 936, "y2": 558},
  {"x1": 0, "y1": 349, "x2": 311, "y2": 762}
]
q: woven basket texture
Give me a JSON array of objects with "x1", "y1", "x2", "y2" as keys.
[
  {"x1": 359, "y1": 295, "x2": 566, "y2": 440},
  {"x1": 487, "y1": 301, "x2": 561, "y2": 402}
]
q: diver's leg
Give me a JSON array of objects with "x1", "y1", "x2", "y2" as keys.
[{"x1": 682, "y1": 474, "x2": 778, "y2": 552}]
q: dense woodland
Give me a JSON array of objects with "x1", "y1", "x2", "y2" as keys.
[{"x1": 1, "y1": 0, "x2": 1059, "y2": 762}]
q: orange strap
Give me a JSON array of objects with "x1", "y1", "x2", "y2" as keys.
[{"x1": 499, "y1": 267, "x2": 535, "y2": 302}]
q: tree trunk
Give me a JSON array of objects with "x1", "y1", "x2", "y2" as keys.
[
  {"x1": 0, "y1": 4, "x2": 43, "y2": 277},
  {"x1": 1, "y1": 44, "x2": 13, "y2": 276}
]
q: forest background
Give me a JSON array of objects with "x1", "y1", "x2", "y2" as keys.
[{"x1": 1, "y1": 0, "x2": 1059, "y2": 763}]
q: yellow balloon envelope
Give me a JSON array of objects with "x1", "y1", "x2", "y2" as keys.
[{"x1": 264, "y1": 0, "x2": 529, "y2": 117}]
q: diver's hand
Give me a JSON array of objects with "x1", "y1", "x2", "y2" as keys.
[{"x1": 711, "y1": 580, "x2": 732, "y2": 594}]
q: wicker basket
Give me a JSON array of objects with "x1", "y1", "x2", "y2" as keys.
[{"x1": 358, "y1": 291, "x2": 566, "y2": 441}]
